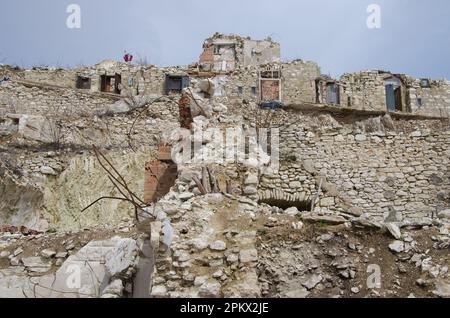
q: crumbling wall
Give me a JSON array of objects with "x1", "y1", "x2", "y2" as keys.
[
  {"x1": 260, "y1": 116, "x2": 450, "y2": 224},
  {"x1": 22, "y1": 68, "x2": 77, "y2": 88},
  {"x1": 242, "y1": 38, "x2": 281, "y2": 67},
  {"x1": 339, "y1": 71, "x2": 387, "y2": 112},
  {"x1": 339, "y1": 71, "x2": 450, "y2": 118},
  {"x1": 199, "y1": 33, "x2": 280, "y2": 73},
  {"x1": 0, "y1": 81, "x2": 114, "y2": 116},
  {"x1": 220, "y1": 68, "x2": 259, "y2": 102},
  {"x1": 75, "y1": 61, "x2": 169, "y2": 97},
  {"x1": 407, "y1": 78, "x2": 450, "y2": 118},
  {"x1": 213, "y1": 60, "x2": 320, "y2": 105},
  {"x1": 0, "y1": 65, "x2": 76, "y2": 88},
  {"x1": 282, "y1": 60, "x2": 320, "y2": 105}
]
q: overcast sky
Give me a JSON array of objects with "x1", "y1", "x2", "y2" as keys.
[{"x1": 0, "y1": 0, "x2": 449, "y2": 79}]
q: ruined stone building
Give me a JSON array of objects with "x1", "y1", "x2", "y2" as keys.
[
  {"x1": 0, "y1": 33, "x2": 449, "y2": 299},
  {"x1": 2, "y1": 33, "x2": 448, "y2": 119}
]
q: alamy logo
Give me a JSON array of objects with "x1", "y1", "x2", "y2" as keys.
[
  {"x1": 65, "y1": 264, "x2": 81, "y2": 289},
  {"x1": 367, "y1": 4, "x2": 381, "y2": 29},
  {"x1": 172, "y1": 126, "x2": 280, "y2": 171},
  {"x1": 66, "y1": 4, "x2": 81, "y2": 29},
  {"x1": 367, "y1": 264, "x2": 382, "y2": 289}
]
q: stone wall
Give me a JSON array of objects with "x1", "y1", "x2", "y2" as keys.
[
  {"x1": 211, "y1": 60, "x2": 320, "y2": 105},
  {"x1": 282, "y1": 60, "x2": 321, "y2": 105},
  {"x1": 0, "y1": 65, "x2": 76, "y2": 88},
  {"x1": 407, "y1": 78, "x2": 450, "y2": 118},
  {"x1": 339, "y1": 71, "x2": 388, "y2": 112},
  {"x1": 0, "y1": 81, "x2": 115, "y2": 116},
  {"x1": 199, "y1": 33, "x2": 280, "y2": 72},
  {"x1": 260, "y1": 116, "x2": 450, "y2": 224},
  {"x1": 339, "y1": 71, "x2": 450, "y2": 118}
]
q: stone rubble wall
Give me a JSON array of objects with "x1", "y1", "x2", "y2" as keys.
[
  {"x1": 339, "y1": 71, "x2": 388, "y2": 112},
  {"x1": 0, "y1": 81, "x2": 115, "y2": 116},
  {"x1": 339, "y1": 71, "x2": 450, "y2": 117},
  {"x1": 260, "y1": 118, "x2": 450, "y2": 223},
  {"x1": 282, "y1": 60, "x2": 321, "y2": 105},
  {"x1": 407, "y1": 78, "x2": 450, "y2": 118}
]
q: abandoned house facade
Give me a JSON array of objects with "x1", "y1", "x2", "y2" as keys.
[{"x1": 1, "y1": 33, "x2": 449, "y2": 119}]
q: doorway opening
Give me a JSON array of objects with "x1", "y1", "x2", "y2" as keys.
[
  {"x1": 385, "y1": 77, "x2": 403, "y2": 112},
  {"x1": 100, "y1": 74, "x2": 121, "y2": 94},
  {"x1": 326, "y1": 83, "x2": 340, "y2": 105},
  {"x1": 258, "y1": 198, "x2": 312, "y2": 211}
]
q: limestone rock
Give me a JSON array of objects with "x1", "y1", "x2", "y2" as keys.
[
  {"x1": 179, "y1": 192, "x2": 195, "y2": 202},
  {"x1": 389, "y1": 240, "x2": 405, "y2": 253},
  {"x1": 438, "y1": 209, "x2": 450, "y2": 220},
  {"x1": 301, "y1": 213, "x2": 346, "y2": 225},
  {"x1": 385, "y1": 223, "x2": 402, "y2": 240},
  {"x1": 352, "y1": 217, "x2": 383, "y2": 229},
  {"x1": 199, "y1": 280, "x2": 221, "y2": 298},
  {"x1": 239, "y1": 249, "x2": 258, "y2": 263},
  {"x1": 285, "y1": 207, "x2": 300, "y2": 216},
  {"x1": 320, "y1": 197, "x2": 335, "y2": 207},
  {"x1": 33, "y1": 237, "x2": 139, "y2": 298},
  {"x1": 22, "y1": 257, "x2": 52, "y2": 273},
  {"x1": 432, "y1": 279, "x2": 450, "y2": 298},
  {"x1": 40, "y1": 166, "x2": 57, "y2": 175},
  {"x1": 223, "y1": 271, "x2": 261, "y2": 298},
  {"x1": 209, "y1": 240, "x2": 227, "y2": 251},
  {"x1": 283, "y1": 287, "x2": 310, "y2": 298},
  {"x1": 105, "y1": 238, "x2": 138, "y2": 276},
  {"x1": 151, "y1": 285, "x2": 168, "y2": 298},
  {"x1": 300, "y1": 274, "x2": 323, "y2": 290},
  {"x1": 101, "y1": 279, "x2": 124, "y2": 298},
  {"x1": 40, "y1": 249, "x2": 57, "y2": 259}
]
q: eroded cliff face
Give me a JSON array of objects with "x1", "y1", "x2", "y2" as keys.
[
  {"x1": 0, "y1": 174, "x2": 43, "y2": 229},
  {"x1": 0, "y1": 148, "x2": 154, "y2": 232}
]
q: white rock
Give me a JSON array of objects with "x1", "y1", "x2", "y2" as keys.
[
  {"x1": 199, "y1": 280, "x2": 221, "y2": 298},
  {"x1": 40, "y1": 249, "x2": 57, "y2": 258},
  {"x1": 239, "y1": 249, "x2": 258, "y2": 263},
  {"x1": 292, "y1": 221, "x2": 304, "y2": 230},
  {"x1": 300, "y1": 274, "x2": 323, "y2": 290},
  {"x1": 433, "y1": 279, "x2": 450, "y2": 298},
  {"x1": 209, "y1": 240, "x2": 227, "y2": 251},
  {"x1": 22, "y1": 257, "x2": 52, "y2": 273},
  {"x1": 438, "y1": 209, "x2": 450, "y2": 220},
  {"x1": 13, "y1": 248, "x2": 23, "y2": 257},
  {"x1": 355, "y1": 134, "x2": 367, "y2": 142},
  {"x1": 385, "y1": 223, "x2": 402, "y2": 240},
  {"x1": 102, "y1": 279, "x2": 124, "y2": 297},
  {"x1": 284, "y1": 288, "x2": 310, "y2": 298},
  {"x1": 150, "y1": 285, "x2": 167, "y2": 298},
  {"x1": 243, "y1": 186, "x2": 257, "y2": 195},
  {"x1": 245, "y1": 175, "x2": 259, "y2": 185},
  {"x1": 194, "y1": 276, "x2": 208, "y2": 287},
  {"x1": 351, "y1": 287, "x2": 360, "y2": 294},
  {"x1": 227, "y1": 254, "x2": 239, "y2": 263},
  {"x1": 105, "y1": 238, "x2": 138, "y2": 276},
  {"x1": 179, "y1": 192, "x2": 194, "y2": 201},
  {"x1": 10, "y1": 258, "x2": 20, "y2": 266},
  {"x1": 36, "y1": 237, "x2": 138, "y2": 298},
  {"x1": 40, "y1": 166, "x2": 57, "y2": 176},
  {"x1": 55, "y1": 252, "x2": 68, "y2": 259},
  {"x1": 285, "y1": 207, "x2": 300, "y2": 216},
  {"x1": 389, "y1": 240, "x2": 405, "y2": 253}
]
